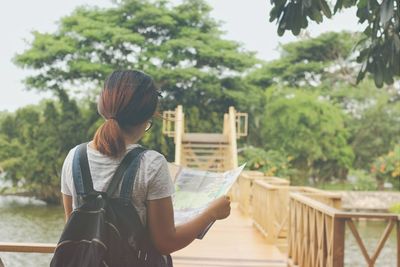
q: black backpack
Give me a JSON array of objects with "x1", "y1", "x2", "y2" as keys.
[{"x1": 50, "y1": 143, "x2": 173, "y2": 267}]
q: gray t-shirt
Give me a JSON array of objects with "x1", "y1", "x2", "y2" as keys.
[{"x1": 61, "y1": 142, "x2": 175, "y2": 225}]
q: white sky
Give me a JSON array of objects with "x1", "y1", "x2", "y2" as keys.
[{"x1": 0, "y1": 0, "x2": 362, "y2": 112}]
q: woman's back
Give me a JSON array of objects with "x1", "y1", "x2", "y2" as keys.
[
  {"x1": 61, "y1": 142, "x2": 175, "y2": 225},
  {"x1": 60, "y1": 70, "x2": 231, "y2": 261}
]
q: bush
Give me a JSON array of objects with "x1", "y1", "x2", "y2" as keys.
[
  {"x1": 349, "y1": 169, "x2": 377, "y2": 191},
  {"x1": 239, "y1": 146, "x2": 293, "y2": 178},
  {"x1": 371, "y1": 144, "x2": 400, "y2": 190}
]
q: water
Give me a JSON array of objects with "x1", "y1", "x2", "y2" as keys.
[
  {"x1": 344, "y1": 219, "x2": 398, "y2": 266},
  {"x1": 0, "y1": 195, "x2": 398, "y2": 266},
  {"x1": 0, "y1": 196, "x2": 64, "y2": 267}
]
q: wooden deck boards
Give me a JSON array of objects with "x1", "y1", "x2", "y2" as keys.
[{"x1": 172, "y1": 203, "x2": 287, "y2": 267}]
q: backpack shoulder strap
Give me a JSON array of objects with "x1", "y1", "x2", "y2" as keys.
[
  {"x1": 72, "y1": 142, "x2": 94, "y2": 196},
  {"x1": 106, "y1": 147, "x2": 147, "y2": 198},
  {"x1": 119, "y1": 147, "x2": 147, "y2": 201}
]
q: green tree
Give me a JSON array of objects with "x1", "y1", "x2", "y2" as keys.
[
  {"x1": 247, "y1": 32, "x2": 357, "y2": 88},
  {"x1": 6, "y1": 0, "x2": 262, "y2": 202},
  {"x1": 269, "y1": 0, "x2": 400, "y2": 87},
  {"x1": 262, "y1": 89, "x2": 354, "y2": 183},
  {"x1": 342, "y1": 88, "x2": 400, "y2": 170},
  {"x1": 14, "y1": 0, "x2": 258, "y2": 134},
  {"x1": 247, "y1": 32, "x2": 400, "y2": 169},
  {"x1": 245, "y1": 31, "x2": 361, "y2": 147},
  {"x1": 0, "y1": 97, "x2": 89, "y2": 203}
]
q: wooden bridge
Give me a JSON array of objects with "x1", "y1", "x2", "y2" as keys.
[{"x1": 0, "y1": 106, "x2": 399, "y2": 266}]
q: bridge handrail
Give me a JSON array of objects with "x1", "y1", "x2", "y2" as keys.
[
  {"x1": 290, "y1": 192, "x2": 399, "y2": 220},
  {"x1": 250, "y1": 180, "x2": 342, "y2": 244},
  {"x1": 0, "y1": 242, "x2": 55, "y2": 253},
  {"x1": 232, "y1": 172, "x2": 399, "y2": 266},
  {"x1": 288, "y1": 192, "x2": 399, "y2": 267}
]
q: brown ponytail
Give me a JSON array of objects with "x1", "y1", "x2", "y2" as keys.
[
  {"x1": 94, "y1": 119, "x2": 125, "y2": 158},
  {"x1": 93, "y1": 70, "x2": 159, "y2": 158}
]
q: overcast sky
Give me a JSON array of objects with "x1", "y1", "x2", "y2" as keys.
[{"x1": 0, "y1": 0, "x2": 363, "y2": 112}]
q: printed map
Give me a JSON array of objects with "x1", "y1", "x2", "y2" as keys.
[{"x1": 172, "y1": 164, "x2": 245, "y2": 238}]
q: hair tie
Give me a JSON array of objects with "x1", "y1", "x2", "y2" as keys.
[{"x1": 107, "y1": 116, "x2": 118, "y2": 122}]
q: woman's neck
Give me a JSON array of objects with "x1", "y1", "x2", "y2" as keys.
[
  {"x1": 122, "y1": 131, "x2": 141, "y2": 145},
  {"x1": 122, "y1": 124, "x2": 145, "y2": 145}
]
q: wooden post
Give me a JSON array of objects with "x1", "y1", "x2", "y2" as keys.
[
  {"x1": 332, "y1": 218, "x2": 345, "y2": 267},
  {"x1": 266, "y1": 187, "x2": 277, "y2": 243},
  {"x1": 228, "y1": 106, "x2": 238, "y2": 168},
  {"x1": 174, "y1": 105, "x2": 183, "y2": 165},
  {"x1": 223, "y1": 113, "x2": 228, "y2": 136},
  {"x1": 397, "y1": 219, "x2": 400, "y2": 267}
]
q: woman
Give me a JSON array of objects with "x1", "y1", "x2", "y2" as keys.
[{"x1": 60, "y1": 70, "x2": 231, "y2": 257}]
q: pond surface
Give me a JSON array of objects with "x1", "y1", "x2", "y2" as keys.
[
  {"x1": 0, "y1": 195, "x2": 398, "y2": 266},
  {"x1": 0, "y1": 196, "x2": 64, "y2": 267},
  {"x1": 344, "y1": 219, "x2": 397, "y2": 266}
]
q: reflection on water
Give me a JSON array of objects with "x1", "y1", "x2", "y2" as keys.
[
  {"x1": 0, "y1": 196, "x2": 64, "y2": 267},
  {"x1": 0, "y1": 195, "x2": 398, "y2": 266}
]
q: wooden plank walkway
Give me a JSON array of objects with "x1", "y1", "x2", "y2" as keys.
[{"x1": 172, "y1": 203, "x2": 287, "y2": 267}]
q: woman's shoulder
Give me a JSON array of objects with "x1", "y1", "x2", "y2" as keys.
[
  {"x1": 124, "y1": 144, "x2": 168, "y2": 167},
  {"x1": 64, "y1": 145, "x2": 79, "y2": 164},
  {"x1": 142, "y1": 149, "x2": 166, "y2": 161},
  {"x1": 141, "y1": 149, "x2": 169, "y2": 171}
]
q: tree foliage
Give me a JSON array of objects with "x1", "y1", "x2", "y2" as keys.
[
  {"x1": 239, "y1": 147, "x2": 294, "y2": 178},
  {"x1": 0, "y1": 96, "x2": 89, "y2": 203},
  {"x1": 14, "y1": 0, "x2": 258, "y2": 125},
  {"x1": 262, "y1": 89, "x2": 354, "y2": 182},
  {"x1": 269, "y1": 0, "x2": 400, "y2": 87},
  {"x1": 346, "y1": 89, "x2": 400, "y2": 169},
  {"x1": 247, "y1": 32, "x2": 357, "y2": 88},
  {"x1": 247, "y1": 32, "x2": 400, "y2": 178},
  {"x1": 5, "y1": 0, "x2": 261, "y2": 202},
  {"x1": 371, "y1": 144, "x2": 400, "y2": 188},
  {"x1": 5, "y1": 0, "x2": 400, "y2": 202}
]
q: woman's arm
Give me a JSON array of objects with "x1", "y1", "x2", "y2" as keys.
[
  {"x1": 147, "y1": 196, "x2": 230, "y2": 255},
  {"x1": 62, "y1": 193, "x2": 73, "y2": 222}
]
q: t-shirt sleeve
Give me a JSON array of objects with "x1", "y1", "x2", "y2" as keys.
[
  {"x1": 146, "y1": 153, "x2": 175, "y2": 201},
  {"x1": 61, "y1": 148, "x2": 75, "y2": 196}
]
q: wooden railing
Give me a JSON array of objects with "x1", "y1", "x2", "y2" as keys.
[
  {"x1": 232, "y1": 171, "x2": 339, "y2": 241},
  {"x1": 252, "y1": 180, "x2": 290, "y2": 243},
  {"x1": 163, "y1": 105, "x2": 247, "y2": 172},
  {"x1": 161, "y1": 110, "x2": 176, "y2": 138},
  {"x1": 0, "y1": 243, "x2": 55, "y2": 253},
  {"x1": 251, "y1": 182, "x2": 341, "y2": 246},
  {"x1": 0, "y1": 243, "x2": 54, "y2": 267},
  {"x1": 231, "y1": 171, "x2": 289, "y2": 216},
  {"x1": 288, "y1": 193, "x2": 399, "y2": 267},
  {"x1": 233, "y1": 171, "x2": 399, "y2": 266}
]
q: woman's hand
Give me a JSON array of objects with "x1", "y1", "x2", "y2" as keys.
[
  {"x1": 147, "y1": 195, "x2": 231, "y2": 254},
  {"x1": 205, "y1": 196, "x2": 231, "y2": 221}
]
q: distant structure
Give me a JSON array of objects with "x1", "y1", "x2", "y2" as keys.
[{"x1": 162, "y1": 105, "x2": 248, "y2": 172}]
